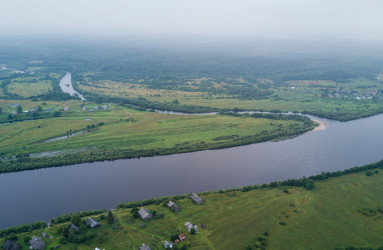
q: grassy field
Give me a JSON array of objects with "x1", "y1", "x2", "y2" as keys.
[
  {"x1": 2, "y1": 170, "x2": 383, "y2": 249},
  {"x1": 0, "y1": 104, "x2": 313, "y2": 157},
  {"x1": 6, "y1": 77, "x2": 53, "y2": 98}
]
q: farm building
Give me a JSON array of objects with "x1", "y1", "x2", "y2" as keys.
[
  {"x1": 167, "y1": 200, "x2": 181, "y2": 212},
  {"x1": 138, "y1": 208, "x2": 152, "y2": 220},
  {"x1": 86, "y1": 217, "x2": 100, "y2": 228},
  {"x1": 29, "y1": 236, "x2": 46, "y2": 250},
  {"x1": 190, "y1": 193, "x2": 204, "y2": 204}
]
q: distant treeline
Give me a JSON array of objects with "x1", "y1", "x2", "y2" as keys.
[
  {"x1": 0, "y1": 111, "x2": 63, "y2": 124},
  {"x1": 302, "y1": 108, "x2": 383, "y2": 122}
]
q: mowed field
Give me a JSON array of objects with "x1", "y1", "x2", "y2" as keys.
[
  {"x1": 0, "y1": 106, "x2": 307, "y2": 156},
  {"x1": 6, "y1": 78, "x2": 53, "y2": 98},
  {"x1": 4, "y1": 171, "x2": 383, "y2": 249}
]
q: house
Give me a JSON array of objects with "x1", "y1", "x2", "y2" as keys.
[
  {"x1": 138, "y1": 208, "x2": 152, "y2": 220},
  {"x1": 201, "y1": 224, "x2": 206, "y2": 229},
  {"x1": 185, "y1": 221, "x2": 193, "y2": 231},
  {"x1": 11, "y1": 110, "x2": 18, "y2": 115},
  {"x1": 69, "y1": 224, "x2": 81, "y2": 232},
  {"x1": 86, "y1": 217, "x2": 100, "y2": 228},
  {"x1": 102, "y1": 105, "x2": 107, "y2": 110},
  {"x1": 94, "y1": 106, "x2": 99, "y2": 110},
  {"x1": 193, "y1": 225, "x2": 199, "y2": 233},
  {"x1": 184, "y1": 222, "x2": 198, "y2": 233},
  {"x1": 29, "y1": 236, "x2": 46, "y2": 250},
  {"x1": 190, "y1": 193, "x2": 204, "y2": 204},
  {"x1": 42, "y1": 232, "x2": 49, "y2": 238},
  {"x1": 167, "y1": 201, "x2": 181, "y2": 212},
  {"x1": 64, "y1": 107, "x2": 69, "y2": 111},
  {"x1": 81, "y1": 106, "x2": 87, "y2": 111},
  {"x1": 45, "y1": 107, "x2": 52, "y2": 111},
  {"x1": 2, "y1": 240, "x2": 20, "y2": 250},
  {"x1": 163, "y1": 240, "x2": 174, "y2": 249},
  {"x1": 179, "y1": 234, "x2": 186, "y2": 241},
  {"x1": 139, "y1": 243, "x2": 151, "y2": 250}
]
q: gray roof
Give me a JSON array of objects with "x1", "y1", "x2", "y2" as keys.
[
  {"x1": 167, "y1": 201, "x2": 181, "y2": 212},
  {"x1": 163, "y1": 241, "x2": 173, "y2": 249},
  {"x1": 29, "y1": 236, "x2": 46, "y2": 250},
  {"x1": 138, "y1": 208, "x2": 152, "y2": 220},
  {"x1": 86, "y1": 217, "x2": 100, "y2": 228},
  {"x1": 69, "y1": 224, "x2": 81, "y2": 232},
  {"x1": 139, "y1": 244, "x2": 151, "y2": 250},
  {"x1": 190, "y1": 193, "x2": 204, "y2": 204}
]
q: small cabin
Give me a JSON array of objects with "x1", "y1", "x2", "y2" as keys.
[
  {"x1": 167, "y1": 200, "x2": 181, "y2": 212},
  {"x1": 86, "y1": 217, "x2": 100, "y2": 228},
  {"x1": 190, "y1": 193, "x2": 204, "y2": 205},
  {"x1": 138, "y1": 208, "x2": 152, "y2": 220}
]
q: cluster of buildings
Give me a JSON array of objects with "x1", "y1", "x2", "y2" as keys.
[
  {"x1": 3, "y1": 193, "x2": 206, "y2": 250},
  {"x1": 327, "y1": 89, "x2": 380, "y2": 101},
  {"x1": 139, "y1": 193, "x2": 204, "y2": 249},
  {"x1": 81, "y1": 104, "x2": 109, "y2": 112}
]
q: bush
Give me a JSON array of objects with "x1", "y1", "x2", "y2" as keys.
[
  {"x1": 366, "y1": 170, "x2": 373, "y2": 176},
  {"x1": 71, "y1": 214, "x2": 81, "y2": 226},
  {"x1": 130, "y1": 207, "x2": 139, "y2": 218}
]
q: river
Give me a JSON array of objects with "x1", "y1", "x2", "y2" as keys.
[
  {"x1": 59, "y1": 72, "x2": 86, "y2": 101},
  {"x1": 1, "y1": 111, "x2": 383, "y2": 229}
]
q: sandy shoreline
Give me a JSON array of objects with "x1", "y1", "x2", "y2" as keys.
[{"x1": 309, "y1": 119, "x2": 328, "y2": 133}]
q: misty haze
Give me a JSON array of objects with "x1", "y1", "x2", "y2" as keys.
[{"x1": 1, "y1": 1, "x2": 383, "y2": 249}]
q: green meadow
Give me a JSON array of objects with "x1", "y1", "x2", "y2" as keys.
[{"x1": 0, "y1": 104, "x2": 315, "y2": 159}]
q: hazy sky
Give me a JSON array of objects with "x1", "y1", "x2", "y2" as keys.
[{"x1": 1, "y1": 0, "x2": 383, "y2": 39}]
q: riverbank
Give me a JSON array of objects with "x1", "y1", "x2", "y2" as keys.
[
  {"x1": 2, "y1": 160, "x2": 383, "y2": 249},
  {"x1": 308, "y1": 119, "x2": 327, "y2": 133}
]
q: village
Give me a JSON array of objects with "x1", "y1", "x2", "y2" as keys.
[{"x1": 1, "y1": 193, "x2": 206, "y2": 250}]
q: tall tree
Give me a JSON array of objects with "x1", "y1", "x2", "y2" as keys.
[{"x1": 16, "y1": 105, "x2": 22, "y2": 114}]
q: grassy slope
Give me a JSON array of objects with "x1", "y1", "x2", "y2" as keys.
[{"x1": 3, "y1": 171, "x2": 383, "y2": 249}]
